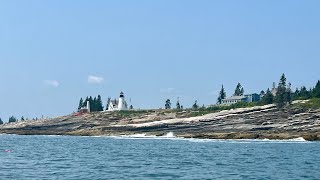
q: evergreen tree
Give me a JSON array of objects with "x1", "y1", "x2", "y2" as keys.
[
  {"x1": 299, "y1": 86, "x2": 311, "y2": 99},
  {"x1": 286, "y1": 82, "x2": 292, "y2": 105},
  {"x1": 78, "y1": 98, "x2": 84, "y2": 111},
  {"x1": 8, "y1": 116, "x2": 17, "y2": 123},
  {"x1": 0, "y1": 118, "x2": 3, "y2": 125},
  {"x1": 129, "y1": 105, "x2": 134, "y2": 110},
  {"x1": 165, "y1": 99, "x2": 171, "y2": 109},
  {"x1": 261, "y1": 88, "x2": 274, "y2": 105},
  {"x1": 260, "y1": 90, "x2": 266, "y2": 97},
  {"x1": 192, "y1": 100, "x2": 199, "y2": 109},
  {"x1": 97, "y1": 95, "x2": 104, "y2": 111},
  {"x1": 176, "y1": 100, "x2": 181, "y2": 110},
  {"x1": 89, "y1": 96, "x2": 93, "y2": 111},
  {"x1": 293, "y1": 88, "x2": 300, "y2": 100},
  {"x1": 92, "y1": 97, "x2": 97, "y2": 112},
  {"x1": 21, "y1": 116, "x2": 25, "y2": 121},
  {"x1": 217, "y1": 85, "x2": 226, "y2": 104},
  {"x1": 313, "y1": 80, "x2": 320, "y2": 98},
  {"x1": 234, "y1": 83, "x2": 244, "y2": 96},
  {"x1": 275, "y1": 73, "x2": 287, "y2": 108}
]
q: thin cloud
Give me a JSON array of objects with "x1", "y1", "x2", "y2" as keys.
[
  {"x1": 88, "y1": 75, "x2": 104, "y2": 84},
  {"x1": 44, "y1": 80, "x2": 59, "y2": 88},
  {"x1": 160, "y1": 88, "x2": 176, "y2": 94}
]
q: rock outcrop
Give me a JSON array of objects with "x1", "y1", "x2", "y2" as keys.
[{"x1": 1, "y1": 103, "x2": 320, "y2": 140}]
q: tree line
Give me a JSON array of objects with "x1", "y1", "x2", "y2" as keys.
[
  {"x1": 164, "y1": 82, "x2": 246, "y2": 110},
  {"x1": 164, "y1": 99, "x2": 205, "y2": 110},
  {"x1": 78, "y1": 95, "x2": 104, "y2": 112},
  {"x1": 259, "y1": 74, "x2": 320, "y2": 108},
  {"x1": 0, "y1": 116, "x2": 44, "y2": 124},
  {"x1": 216, "y1": 73, "x2": 320, "y2": 108},
  {"x1": 165, "y1": 73, "x2": 320, "y2": 110}
]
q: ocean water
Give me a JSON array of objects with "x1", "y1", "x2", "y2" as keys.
[{"x1": 0, "y1": 134, "x2": 319, "y2": 180}]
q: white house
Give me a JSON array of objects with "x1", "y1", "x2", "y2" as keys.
[
  {"x1": 221, "y1": 96, "x2": 247, "y2": 105},
  {"x1": 221, "y1": 93, "x2": 261, "y2": 106},
  {"x1": 107, "y1": 92, "x2": 128, "y2": 111}
]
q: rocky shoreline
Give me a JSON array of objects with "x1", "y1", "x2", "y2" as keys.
[{"x1": 1, "y1": 103, "x2": 320, "y2": 141}]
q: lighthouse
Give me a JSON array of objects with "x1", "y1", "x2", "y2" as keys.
[
  {"x1": 106, "y1": 91, "x2": 129, "y2": 111},
  {"x1": 117, "y1": 91, "x2": 127, "y2": 110}
]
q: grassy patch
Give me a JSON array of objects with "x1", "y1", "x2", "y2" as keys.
[
  {"x1": 292, "y1": 98, "x2": 320, "y2": 109},
  {"x1": 177, "y1": 102, "x2": 262, "y2": 118},
  {"x1": 100, "y1": 102, "x2": 265, "y2": 119},
  {"x1": 110, "y1": 110, "x2": 156, "y2": 118},
  {"x1": 207, "y1": 102, "x2": 260, "y2": 111}
]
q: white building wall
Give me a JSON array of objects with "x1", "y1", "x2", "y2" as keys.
[
  {"x1": 118, "y1": 97, "x2": 126, "y2": 110},
  {"x1": 87, "y1": 101, "x2": 90, "y2": 113}
]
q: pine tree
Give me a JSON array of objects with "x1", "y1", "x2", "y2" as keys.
[
  {"x1": 286, "y1": 82, "x2": 292, "y2": 105},
  {"x1": 78, "y1": 98, "x2": 84, "y2": 111},
  {"x1": 89, "y1": 96, "x2": 93, "y2": 111},
  {"x1": 234, "y1": 83, "x2": 244, "y2": 96},
  {"x1": 129, "y1": 105, "x2": 134, "y2": 110},
  {"x1": 192, "y1": 100, "x2": 199, "y2": 109},
  {"x1": 92, "y1": 97, "x2": 97, "y2": 112},
  {"x1": 165, "y1": 99, "x2": 171, "y2": 109},
  {"x1": 275, "y1": 73, "x2": 287, "y2": 108},
  {"x1": 97, "y1": 95, "x2": 104, "y2": 111},
  {"x1": 293, "y1": 88, "x2": 300, "y2": 100},
  {"x1": 176, "y1": 100, "x2": 181, "y2": 110},
  {"x1": 261, "y1": 88, "x2": 274, "y2": 105},
  {"x1": 240, "y1": 87, "x2": 244, "y2": 96},
  {"x1": 313, "y1": 80, "x2": 320, "y2": 98},
  {"x1": 21, "y1": 116, "x2": 25, "y2": 121},
  {"x1": 299, "y1": 86, "x2": 311, "y2": 99},
  {"x1": 0, "y1": 118, "x2": 3, "y2": 125},
  {"x1": 217, "y1": 85, "x2": 226, "y2": 104},
  {"x1": 8, "y1": 116, "x2": 17, "y2": 123}
]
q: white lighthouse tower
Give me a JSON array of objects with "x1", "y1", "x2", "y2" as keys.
[
  {"x1": 86, "y1": 100, "x2": 91, "y2": 113},
  {"x1": 118, "y1": 91, "x2": 127, "y2": 110}
]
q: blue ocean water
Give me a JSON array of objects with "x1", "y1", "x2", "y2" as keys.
[{"x1": 0, "y1": 134, "x2": 319, "y2": 180}]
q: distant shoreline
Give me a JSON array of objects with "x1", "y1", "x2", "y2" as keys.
[{"x1": 1, "y1": 100, "x2": 320, "y2": 141}]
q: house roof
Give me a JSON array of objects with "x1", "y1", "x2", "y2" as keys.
[{"x1": 222, "y1": 96, "x2": 246, "y2": 101}]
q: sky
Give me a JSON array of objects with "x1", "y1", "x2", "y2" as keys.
[{"x1": 0, "y1": 0, "x2": 320, "y2": 121}]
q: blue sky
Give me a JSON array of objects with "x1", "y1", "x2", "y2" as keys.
[{"x1": 1, "y1": 0, "x2": 320, "y2": 121}]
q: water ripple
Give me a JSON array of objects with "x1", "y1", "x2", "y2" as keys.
[{"x1": 0, "y1": 135, "x2": 319, "y2": 179}]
